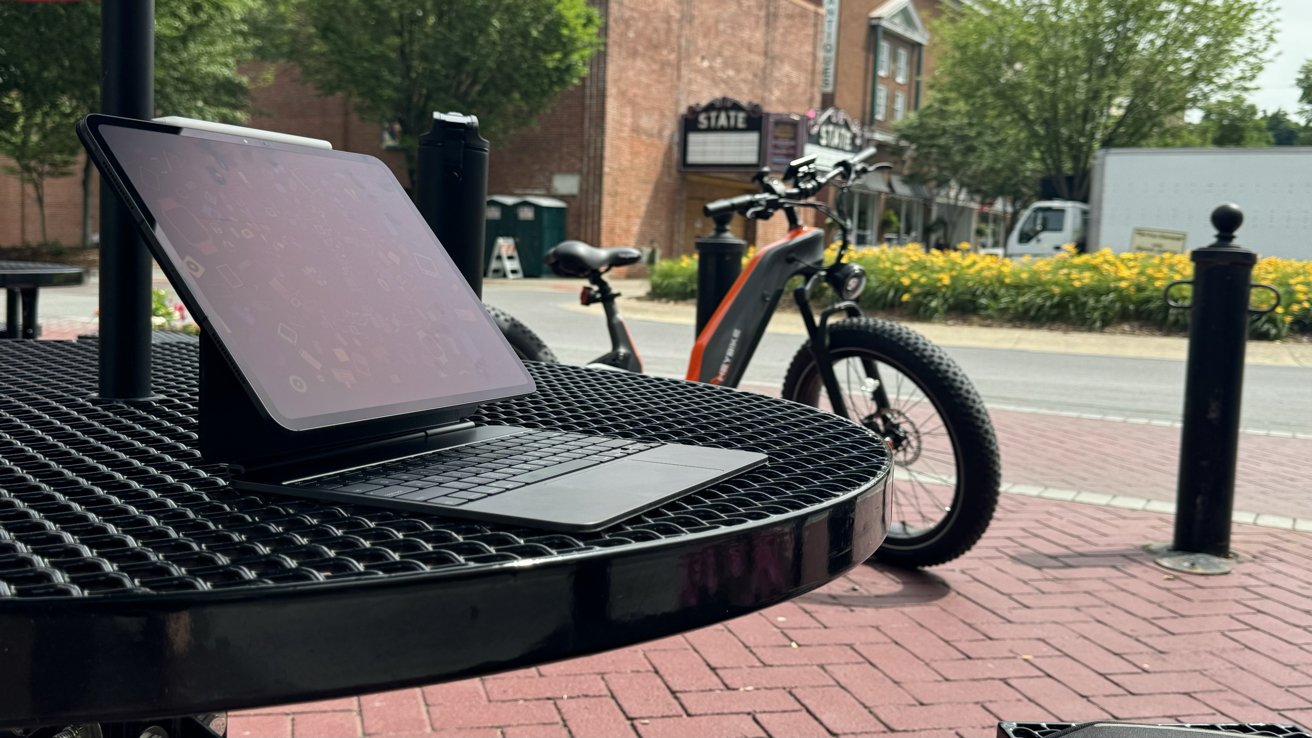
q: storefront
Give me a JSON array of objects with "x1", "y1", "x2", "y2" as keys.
[{"x1": 886, "y1": 174, "x2": 929, "y2": 245}]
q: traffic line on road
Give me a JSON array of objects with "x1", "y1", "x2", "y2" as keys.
[
  {"x1": 1001, "y1": 481, "x2": 1312, "y2": 532},
  {"x1": 985, "y1": 401, "x2": 1312, "y2": 440}
]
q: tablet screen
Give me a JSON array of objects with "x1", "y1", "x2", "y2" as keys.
[{"x1": 92, "y1": 118, "x2": 534, "y2": 431}]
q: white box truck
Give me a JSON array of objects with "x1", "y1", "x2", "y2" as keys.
[{"x1": 1004, "y1": 147, "x2": 1312, "y2": 260}]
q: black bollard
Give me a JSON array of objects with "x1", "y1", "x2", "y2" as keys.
[
  {"x1": 1159, "y1": 204, "x2": 1256, "y2": 573},
  {"x1": 416, "y1": 113, "x2": 490, "y2": 297},
  {"x1": 694, "y1": 214, "x2": 747, "y2": 336}
]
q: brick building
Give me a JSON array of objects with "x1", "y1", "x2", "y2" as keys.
[
  {"x1": 0, "y1": 0, "x2": 982, "y2": 256},
  {"x1": 824, "y1": 0, "x2": 980, "y2": 248},
  {"x1": 488, "y1": 0, "x2": 826, "y2": 256},
  {"x1": 486, "y1": 0, "x2": 981, "y2": 255}
]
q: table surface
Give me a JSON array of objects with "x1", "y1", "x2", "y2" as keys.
[
  {"x1": 0, "y1": 260, "x2": 86, "y2": 288},
  {"x1": 0, "y1": 337, "x2": 890, "y2": 729}
]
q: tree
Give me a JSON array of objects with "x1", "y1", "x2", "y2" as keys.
[
  {"x1": 1197, "y1": 97, "x2": 1274, "y2": 147},
  {"x1": 1264, "y1": 110, "x2": 1312, "y2": 146},
  {"x1": 271, "y1": 0, "x2": 602, "y2": 188},
  {"x1": 0, "y1": 2, "x2": 98, "y2": 244},
  {"x1": 897, "y1": 97, "x2": 1040, "y2": 243},
  {"x1": 0, "y1": 1, "x2": 262, "y2": 246},
  {"x1": 0, "y1": 97, "x2": 82, "y2": 244},
  {"x1": 1151, "y1": 96, "x2": 1274, "y2": 148},
  {"x1": 929, "y1": 0, "x2": 1276, "y2": 201},
  {"x1": 1299, "y1": 58, "x2": 1312, "y2": 125}
]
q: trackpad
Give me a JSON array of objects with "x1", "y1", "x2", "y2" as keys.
[{"x1": 464, "y1": 458, "x2": 747, "y2": 531}]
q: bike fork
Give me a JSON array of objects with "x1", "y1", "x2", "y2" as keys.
[{"x1": 793, "y1": 286, "x2": 870, "y2": 420}]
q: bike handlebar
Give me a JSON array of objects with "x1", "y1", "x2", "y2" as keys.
[
  {"x1": 702, "y1": 148, "x2": 883, "y2": 219},
  {"x1": 703, "y1": 192, "x2": 769, "y2": 219}
]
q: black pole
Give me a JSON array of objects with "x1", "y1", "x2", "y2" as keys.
[
  {"x1": 1171, "y1": 204, "x2": 1254, "y2": 558},
  {"x1": 694, "y1": 214, "x2": 747, "y2": 335},
  {"x1": 415, "y1": 113, "x2": 489, "y2": 297},
  {"x1": 98, "y1": 0, "x2": 155, "y2": 400}
]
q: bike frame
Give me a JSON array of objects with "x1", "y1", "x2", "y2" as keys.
[
  {"x1": 581, "y1": 154, "x2": 886, "y2": 423},
  {"x1": 582, "y1": 272, "x2": 643, "y2": 373},
  {"x1": 685, "y1": 226, "x2": 827, "y2": 386}
]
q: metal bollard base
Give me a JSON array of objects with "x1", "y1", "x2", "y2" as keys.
[{"x1": 1145, "y1": 542, "x2": 1238, "y2": 575}]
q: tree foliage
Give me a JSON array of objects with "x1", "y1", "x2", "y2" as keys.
[
  {"x1": 1298, "y1": 58, "x2": 1312, "y2": 125},
  {"x1": 929, "y1": 0, "x2": 1276, "y2": 201},
  {"x1": 0, "y1": 2, "x2": 98, "y2": 243},
  {"x1": 1150, "y1": 96, "x2": 1274, "y2": 148},
  {"x1": 0, "y1": 0, "x2": 262, "y2": 245},
  {"x1": 897, "y1": 97, "x2": 1040, "y2": 239},
  {"x1": 269, "y1": 0, "x2": 602, "y2": 187},
  {"x1": 1264, "y1": 110, "x2": 1312, "y2": 146}
]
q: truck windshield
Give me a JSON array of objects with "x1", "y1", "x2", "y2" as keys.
[{"x1": 1020, "y1": 207, "x2": 1067, "y2": 242}]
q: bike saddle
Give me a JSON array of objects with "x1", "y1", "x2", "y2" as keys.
[{"x1": 545, "y1": 240, "x2": 642, "y2": 277}]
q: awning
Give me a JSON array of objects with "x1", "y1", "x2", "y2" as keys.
[
  {"x1": 858, "y1": 170, "x2": 893, "y2": 194},
  {"x1": 889, "y1": 175, "x2": 931, "y2": 199}
]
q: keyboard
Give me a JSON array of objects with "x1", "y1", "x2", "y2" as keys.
[{"x1": 292, "y1": 429, "x2": 658, "y2": 508}]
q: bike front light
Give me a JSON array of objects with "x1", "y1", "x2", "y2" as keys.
[{"x1": 830, "y1": 262, "x2": 868, "y2": 301}]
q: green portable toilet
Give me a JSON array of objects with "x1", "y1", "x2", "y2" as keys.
[
  {"x1": 484, "y1": 195, "x2": 521, "y2": 272},
  {"x1": 507, "y1": 196, "x2": 567, "y2": 278}
]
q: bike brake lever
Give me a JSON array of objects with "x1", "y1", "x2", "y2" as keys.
[{"x1": 744, "y1": 205, "x2": 774, "y2": 220}]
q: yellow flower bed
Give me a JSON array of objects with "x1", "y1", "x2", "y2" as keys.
[{"x1": 650, "y1": 245, "x2": 1312, "y2": 339}]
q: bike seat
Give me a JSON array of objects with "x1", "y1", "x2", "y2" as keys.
[{"x1": 545, "y1": 240, "x2": 643, "y2": 277}]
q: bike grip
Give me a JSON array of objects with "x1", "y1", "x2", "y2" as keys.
[{"x1": 703, "y1": 193, "x2": 757, "y2": 217}]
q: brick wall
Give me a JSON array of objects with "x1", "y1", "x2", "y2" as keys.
[
  {"x1": 832, "y1": 0, "x2": 876, "y2": 125},
  {"x1": 246, "y1": 63, "x2": 408, "y2": 185},
  {"x1": 829, "y1": 0, "x2": 952, "y2": 130},
  {"x1": 598, "y1": 0, "x2": 822, "y2": 256},
  {"x1": 486, "y1": 64, "x2": 599, "y2": 246},
  {"x1": 0, "y1": 154, "x2": 97, "y2": 247}
]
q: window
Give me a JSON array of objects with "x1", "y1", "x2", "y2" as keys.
[
  {"x1": 878, "y1": 40, "x2": 890, "y2": 77},
  {"x1": 895, "y1": 48, "x2": 909, "y2": 84},
  {"x1": 875, "y1": 84, "x2": 888, "y2": 121},
  {"x1": 893, "y1": 91, "x2": 906, "y2": 121},
  {"x1": 1018, "y1": 207, "x2": 1067, "y2": 243}
]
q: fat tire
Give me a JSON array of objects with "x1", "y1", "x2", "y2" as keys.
[
  {"x1": 484, "y1": 304, "x2": 558, "y2": 363},
  {"x1": 781, "y1": 317, "x2": 1000, "y2": 567}
]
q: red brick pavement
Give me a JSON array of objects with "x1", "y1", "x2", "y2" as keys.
[
  {"x1": 990, "y1": 408, "x2": 1312, "y2": 523},
  {"x1": 228, "y1": 494, "x2": 1312, "y2": 737}
]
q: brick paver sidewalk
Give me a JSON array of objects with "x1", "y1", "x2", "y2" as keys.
[
  {"x1": 227, "y1": 492, "x2": 1312, "y2": 738},
  {"x1": 992, "y1": 408, "x2": 1312, "y2": 524}
]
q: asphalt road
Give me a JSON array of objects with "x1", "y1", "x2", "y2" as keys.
[
  {"x1": 38, "y1": 271, "x2": 1310, "y2": 435},
  {"x1": 484, "y1": 280, "x2": 1312, "y2": 436}
]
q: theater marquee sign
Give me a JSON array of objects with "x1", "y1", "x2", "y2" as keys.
[
  {"x1": 806, "y1": 107, "x2": 868, "y2": 171},
  {"x1": 680, "y1": 97, "x2": 765, "y2": 171}
]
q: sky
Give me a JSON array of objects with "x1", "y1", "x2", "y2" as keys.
[{"x1": 1249, "y1": 0, "x2": 1312, "y2": 114}]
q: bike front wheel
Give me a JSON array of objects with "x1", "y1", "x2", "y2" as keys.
[{"x1": 781, "y1": 317, "x2": 1000, "y2": 568}]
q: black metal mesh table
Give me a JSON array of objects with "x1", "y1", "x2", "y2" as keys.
[
  {"x1": 0, "y1": 337, "x2": 889, "y2": 730},
  {"x1": 0, "y1": 261, "x2": 86, "y2": 339}
]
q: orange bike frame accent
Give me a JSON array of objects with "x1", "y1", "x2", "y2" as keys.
[{"x1": 686, "y1": 226, "x2": 822, "y2": 385}]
